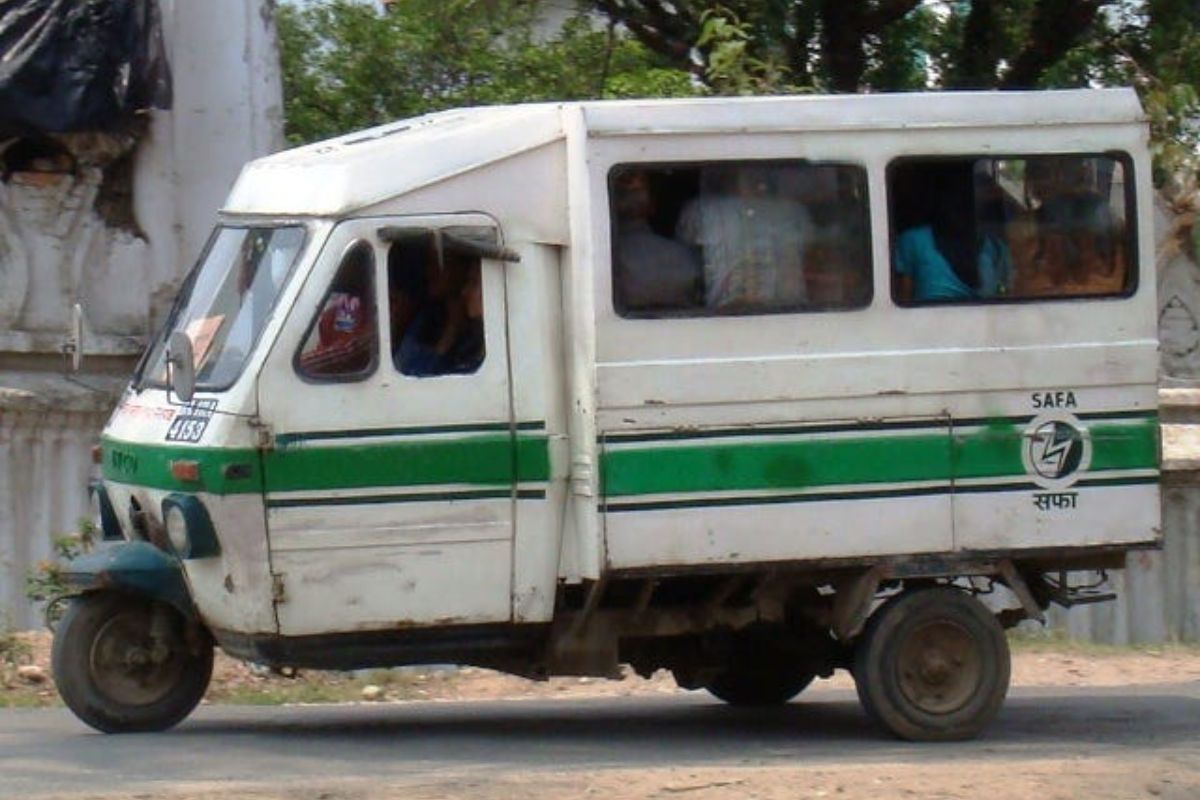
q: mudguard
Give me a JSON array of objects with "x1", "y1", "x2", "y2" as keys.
[{"x1": 60, "y1": 541, "x2": 196, "y2": 619}]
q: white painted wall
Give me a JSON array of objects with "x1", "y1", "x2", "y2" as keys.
[{"x1": 0, "y1": 0, "x2": 285, "y2": 630}]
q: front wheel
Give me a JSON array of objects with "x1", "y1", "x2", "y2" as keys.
[
  {"x1": 853, "y1": 587, "x2": 1010, "y2": 741},
  {"x1": 51, "y1": 593, "x2": 213, "y2": 733}
]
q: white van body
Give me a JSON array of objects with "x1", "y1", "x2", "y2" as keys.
[{"x1": 69, "y1": 89, "x2": 1158, "y2": 739}]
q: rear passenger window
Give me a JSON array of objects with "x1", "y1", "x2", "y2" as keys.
[
  {"x1": 888, "y1": 155, "x2": 1135, "y2": 305},
  {"x1": 609, "y1": 161, "x2": 871, "y2": 317}
]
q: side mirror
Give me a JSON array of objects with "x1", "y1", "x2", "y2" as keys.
[
  {"x1": 166, "y1": 331, "x2": 196, "y2": 403},
  {"x1": 64, "y1": 303, "x2": 84, "y2": 372}
]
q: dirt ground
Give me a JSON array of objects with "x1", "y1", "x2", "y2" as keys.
[
  {"x1": 8, "y1": 633, "x2": 1200, "y2": 800},
  {"x1": 28, "y1": 760, "x2": 1200, "y2": 800}
]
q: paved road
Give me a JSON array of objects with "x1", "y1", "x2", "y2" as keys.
[{"x1": 3, "y1": 684, "x2": 1199, "y2": 798}]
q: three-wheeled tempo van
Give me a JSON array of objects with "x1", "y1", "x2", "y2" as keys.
[{"x1": 53, "y1": 89, "x2": 1161, "y2": 741}]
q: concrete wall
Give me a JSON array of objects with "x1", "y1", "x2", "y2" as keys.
[
  {"x1": 0, "y1": 0, "x2": 284, "y2": 630},
  {"x1": 1040, "y1": 469, "x2": 1200, "y2": 644},
  {"x1": 1038, "y1": 196, "x2": 1200, "y2": 644}
]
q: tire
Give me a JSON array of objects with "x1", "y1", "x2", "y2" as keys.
[
  {"x1": 852, "y1": 587, "x2": 1010, "y2": 741},
  {"x1": 706, "y1": 664, "x2": 815, "y2": 707},
  {"x1": 51, "y1": 593, "x2": 214, "y2": 733}
]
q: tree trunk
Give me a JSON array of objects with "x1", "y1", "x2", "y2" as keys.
[{"x1": 1001, "y1": 0, "x2": 1109, "y2": 89}]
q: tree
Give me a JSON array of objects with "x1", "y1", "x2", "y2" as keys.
[
  {"x1": 276, "y1": 0, "x2": 697, "y2": 145},
  {"x1": 593, "y1": 0, "x2": 1119, "y2": 92},
  {"x1": 277, "y1": 1, "x2": 1199, "y2": 185},
  {"x1": 597, "y1": 1, "x2": 1199, "y2": 184}
]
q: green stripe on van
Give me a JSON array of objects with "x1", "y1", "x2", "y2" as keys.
[
  {"x1": 101, "y1": 430, "x2": 551, "y2": 496},
  {"x1": 1089, "y1": 420, "x2": 1160, "y2": 471},
  {"x1": 601, "y1": 417, "x2": 1158, "y2": 498},
  {"x1": 101, "y1": 437, "x2": 263, "y2": 495},
  {"x1": 602, "y1": 432, "x2": 954, "y2": 497},
  {"x1": 262, "y1": 433, "x2": 550, "y2": 492}
]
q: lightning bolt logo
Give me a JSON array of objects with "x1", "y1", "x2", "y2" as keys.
[
  {"x1": 1023, "y1": 414, "x2": 1090, "y2": 490},
  {"x1": 1035, "y1": 424, "x2": 1076, "y2": 477},
  {"x1": 1027, "y1": 419, "x2": 1085, "y2": 483}
]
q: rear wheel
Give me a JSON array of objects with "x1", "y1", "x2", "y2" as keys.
[
  {"x1": 51, "y1": 593, "x2": 213, "y2": 733},
  {"x1": 853, "y1": 587, "x2": 1009, "y2": 741},
  {"x1": 705, "y1": 663, "x2": 815, "y2": 706},
  {"x1": 700, "y1": 626, "x2": 820, "y2": 706}
]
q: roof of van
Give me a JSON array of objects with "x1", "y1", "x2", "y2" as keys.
[{"x1": 223, "y1": 88, "x2": 1144, "y2": 217}]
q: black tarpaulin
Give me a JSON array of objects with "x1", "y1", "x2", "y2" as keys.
[{"x1": 0, "y1": 0, "x2": 171, "y2": 136}]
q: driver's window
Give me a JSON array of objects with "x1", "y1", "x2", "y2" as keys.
[
  {"x1": 388, "y1": 233, "x2": 486, "y2": 378},
  {"x1": 294, "y1": 240, "x2": 379, "y2": 380}
]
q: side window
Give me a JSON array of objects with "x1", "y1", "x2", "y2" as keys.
[
  {"x1": 388, "y1": 233, "x2": 486, "y2": 377},
  {"x1": 609, "y1": 160, "x2": 871, "y2": 317},
  {"x1": 888, "y1": 155, "x2": 1135, "y2": 305},
  {"x1": 295, "y1": 240, "x2": 378, "y2": 380}
]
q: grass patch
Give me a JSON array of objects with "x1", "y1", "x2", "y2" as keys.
[
  {"x1": 1007, "y1": 625, "x2": 1200, "y2": 656},
  {"x1": 0, "y1": 692, "x2": 59, "y2": 709},
  {"x1": 0, "y1": 623, "x2": 57, "y2": 708},
  {"x1": 0, "y1": 626, "x2": 31, "y2": 670}
]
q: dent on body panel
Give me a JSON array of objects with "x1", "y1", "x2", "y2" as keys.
[
  {"x1": 183, "y1": 493, "x2": 276, "y2": 634},
  {"x1": 274, "y1": 539, "x2": 513, "y2": 635}
]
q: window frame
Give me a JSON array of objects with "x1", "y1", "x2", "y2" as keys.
[
  {"x1": 607, "y1": 158, "x2": 875, "y2": 320},
  {"x1": 886, "y1": 151, "x2": 1139, "y2": 308}
]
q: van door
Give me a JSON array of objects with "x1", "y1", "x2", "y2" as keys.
[{"x1": 256, "y1": 217, "x2": 516, "y2": 636}]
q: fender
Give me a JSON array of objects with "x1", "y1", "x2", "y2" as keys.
[{"x1": 60, "y1": 541, "x2": 197, "y2": 619}]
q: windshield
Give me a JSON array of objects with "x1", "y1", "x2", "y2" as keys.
[{"x1": 139, "y1": 225, "x2": 308, "y2": 392}]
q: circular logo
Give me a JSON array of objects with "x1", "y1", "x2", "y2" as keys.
[{"x1": 1021, "y1": 413, "x2": 1091, "y2": 490}]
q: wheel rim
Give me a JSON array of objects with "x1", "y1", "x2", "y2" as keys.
[
  {"x1": 88, "y1": 608, "x2": 187, "y2": 708},
  {"x1": 895, "y1": 619, "x2": 983, "y2": 715}
]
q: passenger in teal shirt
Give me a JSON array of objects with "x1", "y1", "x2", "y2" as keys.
[
  {"x1": 894, "y1": 225, "x2": 1012, "y2": 302},
  {"x1": 892, "y1": 160, "x2": 1014, "y2": 303}
]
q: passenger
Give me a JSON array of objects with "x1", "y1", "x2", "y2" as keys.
[
  {"x1": 1022, "y1": 158, "x2": 1124, "y2": 294},
  {"x1": 676, "y1": 165, "x2": 812, "y2": 311},
  {"x1": 611, "y1": 169, "x2": 702, "y2": 312},
  {"x1": 893, "y1": 163, "x2": 1011, "y2": 302},
  {"x1": 396, "y1": 250, "x2": 485, "y2": 377}
]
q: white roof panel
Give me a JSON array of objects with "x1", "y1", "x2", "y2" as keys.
[
  {"x1": 579, "y1": 88, "x2": 1143, "y2": 136},
  {"x1": 223, "y1": 89, "x2": 1144, "y2": 216},
  {"x1": 224, "y1": 104, "x2": 566, "y2": 216}
]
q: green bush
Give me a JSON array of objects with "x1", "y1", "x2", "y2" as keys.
[{"x1": 25, "y1": 520, "x2": 96, "y2": 626}]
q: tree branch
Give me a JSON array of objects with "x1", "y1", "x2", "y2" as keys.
[
  {"x1": 593, "y1": 0, "x2": 699, "y2": 64},
  {"x1": 1001, "y1": 0, "x2": 1111, "y2": 88},
  {"x1": 865, "y1": 0, "x2": 922, "y2": 30},
  {"x1": 951, "y1": 0, "x2": 1002, "y2": 88}
]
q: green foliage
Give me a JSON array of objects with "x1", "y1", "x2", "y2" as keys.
[
  {"x1": 278, "y1": 1, "x2": 1199, "y2": 187},
  {"x1": 0, "y1": 614, "x2": 33, "y2": 696},
  {"x1": 862, "y1": 6, "x2": 941, "y2": 92},
  {"x1": 696, "y1": 7, "x2": 793, "y2": 95},
  {"x1": 276, "y1": 0, "x2": 698, "y2": 145},
  {"x1": 25, "y1": 521, "x2": 96, "y2": 624}
]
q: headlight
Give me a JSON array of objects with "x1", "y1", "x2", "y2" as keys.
[
  {"x1": 160, "y1": 494, "x2": 220, "y2": 559},
  {"x1": 165, "y1": 505, "x2": 189, "y2": 555}
]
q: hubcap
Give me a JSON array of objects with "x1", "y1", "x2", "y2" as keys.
[
  {"x1": 895, "y1": 619, "x2": 982, "y2": 715},
  {"x1": 88, "y1": 609, "x2": 186, "y2": 707}
]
